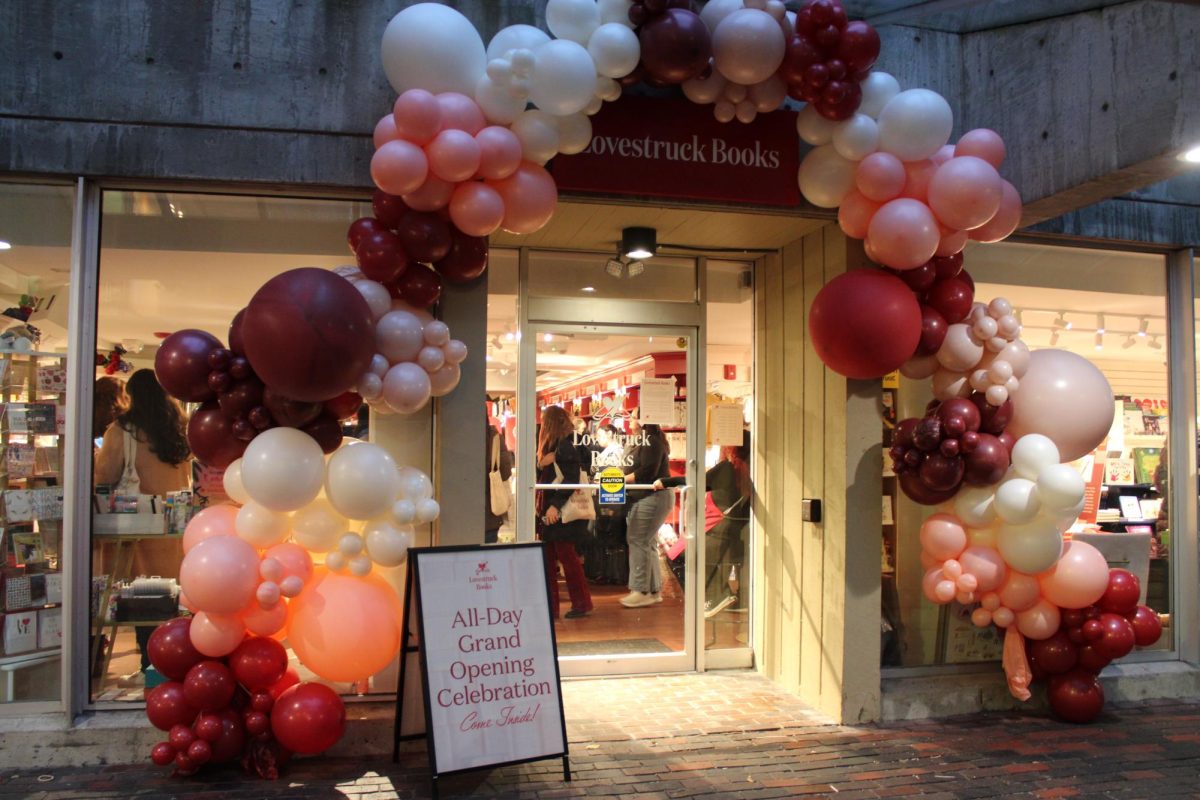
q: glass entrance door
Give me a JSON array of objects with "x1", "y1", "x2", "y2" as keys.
[{"x1": 516, "y1": 322, "x2": 699, "y2": 676}]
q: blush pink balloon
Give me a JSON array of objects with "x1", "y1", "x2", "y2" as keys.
[
  {"x1": 488, "y1": 162, "x2": 558, "y2": 235},
  {"x1": 1038, "y1": 540, "x2": 1110, "y2": 609},
  {"x1": 475, "y1": 126, "x2": 523, "y2": 180},
  {"x1": 919, "y1": 550, "x2": 938, "y2": 570},
  {"x1": 932, "y1": 144, "x2": 956, "y2": 164},
  {"x1": 928, "y1": 156, "x2": 1004, "y2": 231},
  {"x1": 936, "y1": 229, "x2": 969, "y2": 257},
  {"x1": 837, "y1": 189, "x2": 880, "y2": 240},
  {"x1": 393, "y1": 89, "x2": 442, "y2": 145},
  {"x1": 182, "y1": 504, "x2": 239, "y2": 554},
  {"x1": 265, "y1": 542, "x2": 315, "y2": 585},
  {"x1": 426, "y1": 129, "x2": 482, "y2": 183},
  {"x1": 242, "y1": 600, "x2": 288, "y2": 637},
  {"x1": 865, "y1": 198, "x2": 940, "y2": 270},
  {"x1": 179, "y1": 535, "x2": 262, "y2": 615},
  {"x1": 856, "y1": 152, "x2": 906, "y2": 202},
  {"x1": 919, "y1": 513, "x2": 967, "y2": 561},
  {"x1": 436, "y1": 92, "x2": 486, "y2": 135},
  {"x1": 922, "y1": 567, "x2": 951, "y2": 603},
  {"x1": 956, "y1": 128, "x2": 1006, "y2": 169},
  {"x1": 373, "y1": 115, "x2": 399, "y2": 150},
  {"x1": 958, "y1": 545, "x2": 1008, "y2": 593},
  {"x1": 970, "y1": 180, "x2": 1022, "y2": 243},
  {"x1": 1016, "y1": 598, "x2": 1061, "y2": 641},
  {"x1": 998, "y1": 571, "x2": 1041, "y2": 612},
  {"x1": 429, "y1": 363, "x2": 462, "y2": 397},
  {"x1": 371, "y1": 140, "x2": 428, "y2": 196},
  {"x1": 189, "y1": 611, "x2": 247, "y2": 657},
  {"x1": 401, "y1": 174, "x2": 454, "y2": 211},
  {"x1": 992, "y1": 607, "x2": 1015, "y2": 627},
  {"x1": 383, "y1": 362, "x2": 432, "y2": 414},
  {"x1": 900, "y1": 158, "x2": 938, "y2": 201},
  {"x1": 180, "y1": 591, "x2": 197, "y2": 613},
  {"x1": 449, "y1": 182, "x2": 506, "y2": 236}
]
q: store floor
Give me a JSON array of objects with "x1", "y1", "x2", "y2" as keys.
[{"x1": 6, "y1": 672, "x2": 1198, "y2": 798}]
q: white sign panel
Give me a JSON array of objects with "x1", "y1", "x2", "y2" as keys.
[
  {"x1": 413, "y1": 545, "x2": 566, "y2": 776},
  {"x1": 709, "y1": 403, "x2": 744, "y2": 447},
  {"x1": 639, "y1": 377, "x2": 677, "y2": 425}
]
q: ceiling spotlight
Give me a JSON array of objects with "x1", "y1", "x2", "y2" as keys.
[
  {"x1": 1094, "y1": 332, "x2": 1103, "y2": 350},
  {"x1": 1181, "y1": 145, "x2": 1200, "y2": 163},
  {"x1": 605, "y1": 257, "x2": 624, "y2": 278},
  {"x1": 1053, "y1": 312, "x2": 1071, "y2": 330},
  {"x1": 0, "y1": 240, "x2": 11, "y2": 251},
  {"x1": 1122, "y1": 335, "x2": 1136, "y2": 349},
  {"x1": 627, "y1": 260, "x2": 645, "y2": 277},
  {"x1": 1148, "y1": 335, "x2": 1163, "y2": 350},
  {"x1": 504, "y1": 331, "x2": 515, "y2": 342},
  {"x1": 543, "y1": 333, "x2": 553, "y2": 343},
  {"x1": 1095, "y1": 313, "x2": 1105, "y2": 334},
  {"x1": 1049, "y1": 330, "x2": 1060, "y2": 346},
  {"x1": 1137, "y1": 317, "x2": 1149, "y2": 337},
  {"x1": 581, "y1": 285, "x2": 596, "y2": 293},
  {"x1": 621, "y1": 226, "x2": 657, "y2": 260}
]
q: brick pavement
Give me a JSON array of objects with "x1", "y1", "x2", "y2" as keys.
[{"x1": 2, "y1": 672, "x2": 1198, "y2": 799}]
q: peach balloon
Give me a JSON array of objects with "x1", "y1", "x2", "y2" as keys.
[
  {"x1": 180, "y1": 591, "x2": 197, "y2": 613},
  {"x1": 288, "y1": 569, "x2": 403, "y2": 683},
  {"x1": 373, "y1": 114, "x2": 399, "y2": 150},
  {"x1": 449, "y1": 182, "x2": 506, "y2": 236},
  {"x1": 265, "y1": 542, "x2": 315, "y2": 585},
  {"x1": 969, "y1": 180, "x2": 1022, "y2": 243},
  {"x1": 992, "y1": 607, "x2": 1015, "y2": 628},
  {"x1": 958, "y1": 545, "x2": 1008, "y2": 592},
  {"x1": 1038, "y1": 540, "x2": 1110, "y2": 609},
  {"x1": 931, "y1": 144, "x2": 956, "y2": 164},
  {"x1": 856, "y1": 152, "x2": 906, "y2": 202},
  {"x1": 927, "y1": 156, "x2": 1004, "y2": 231},
  {"x1": 489, "y1": 162, "x2": 558, "y2": 235},
  {"x1": 837, "y1": 189, "x2": 880, "y2": 240},
  {"x1": 956, "y1": 128, "x2": 1006, "y2": 169},
  {"x1": 401, "y1": 174, "x2": 454, "y2": 211},
  {"x1": 474, "y1": 126, "x2": 523, "y2": 180},
  {"x1": 866, "y1": 198, "x2": 941, "y2": 270},
  {"x1": 1015, "y1": 598, "x2": 1061, "y2": 641},
  {"x1": 426, "y1": 129, "x2": 482, "y2": 183},
  {"x1": 936, "y1": 229, "x2": 968, "y2": 257},
  {"x1": 436, "y1": 92, "x2": 486, "y2": 135},
  {"x1": 900, "y1": 158, "x2": 938, "y2": 201},
  {"x1": 393, "y1": 90, "x2": 443, "y2": 145},
  {"x1": 919, "y1": 513, "x2": 967, "y2": 561},
  {"x1": 179, "y1": 535, "x2": 261, "y2": 615},
  {"x1": 371, "y1": 140, "x2": 428, "y2": 196},
  {"x1": 190, "y1": 611, "x2": 247, "y2": 657},
  {"x1": 922, "y1": 567, "x2": 947, "y2": 602},
  {"x1": 182, "y1": 503, "x2": 239, "y2": 554},
  {"x1": 243, "y1": 600, "x2": 289, "y2": 637},
  {"x1": 998, "y1": 571, "x2": 1041, "y2": 612}
]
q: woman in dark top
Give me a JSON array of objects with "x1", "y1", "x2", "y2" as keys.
[
  {"x1": 536, "y1": 405, "x2": 594, "y2": 619},
  {"x1": 620, "y1": 411, "x2": 672, "y2": 608}
]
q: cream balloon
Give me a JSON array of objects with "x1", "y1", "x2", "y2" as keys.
[
  {"x1": 397, "y1": 466, "x2": 434, "y2": 501},
  {"x1": 797, "y1": 144, "x2": 856, "y2": 208},
  {"x1": 239, "y1": 427, "x2": 325, "y2": 512},
  {"x1": 1010, "y1": 434, "x2": 1061, "y2": 481},
  {"x1": 712, "y1": 9, "x2": 786, "y2": 86},
  {"x1": 223, "y1": 459, "x2": 249, "y2": 505},
  {"x1": 994, "y1": 478, "x2": 1041, "y2": 525},
  {"x1": 857, "y1": 71, "x2": 900, "y2": 118},
  {"x1": 997, "y1": 517, "x2": 1063, "y2": 575},
  {"x1": 349, "y1": 554, "x2": 374, "y2": 577},
  {"x1": 876, "y1": 89, "x2": 954, "y2": 161},
  {"x1": 290, "y1": 498, "x2": 348, "y2": 553},
  {"x1": 546, "y1": 0, "x2": 601, "y2": 44},
  {"x1": 415, "y1": 498, "x2": 441, "y2": 524},
  {"x1": 234, "y1": 501, "x2": 292, "y2": 549},
  {"x1": 598, "y1": 0, "x2": 635, "y2": 27},
  {"x1": 1007, "y1": 349, "x2": 1116, "y2": 462},
  {"x1": 486, "y1": 24, "x2": 551, "y2": 61},
  {"x1": 381, "y1": 4, "x2": 486, "y2": 96},
  {"x1": 363, "y1": 518, "x2": 415, "y2": 568},
  {"x1": 1036, "y1": 464, "x2": 1085, "y2": 513},
  {"x1": 935, "y1": 324, "x2": 984, "y2": 372},
  {"x1": 796, "y1": 104, "x2": 838, "y2": 146},
  {"x1": 556, "y1": 113, "x2": 593, "y2": 155},
  {"x1": 511, "y1": 109, "x2": 561, "y2": 165},
  {"x1": 392, "y1": 499, "x2": 417, "y2": 525},
  {"x1": 587, "y1": 22, "x2": 640, "y2": 78},
  {"x1": 931, "y1": 368, "x2": 971, "y2": 400},
  {"x1": 528, "y1": 39, "x2": 597, "y2": 116},
  {"x1": 832, "y1": 114, "x2": 879, "y2": 161},
  {"x1": 325, "y1": 442, "x2": 403, "y2": 520},
  {"x1": 953, "y1": 484, "x2": 998, "y2": 527}
]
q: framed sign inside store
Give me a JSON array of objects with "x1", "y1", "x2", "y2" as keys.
[{"x1": 393, "y1": 544, "x2": 569, "y2": 797}]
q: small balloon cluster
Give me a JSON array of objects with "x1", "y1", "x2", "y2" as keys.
[
  {"x1": 778, "y1": 0, "x2": 880, "y2": 120},
  {"x1": 96, "y1": 343, "x2": 131, "y2": 375},
  {"x1": 144, "y1": 619, "x2": 345, "y2": 778}
]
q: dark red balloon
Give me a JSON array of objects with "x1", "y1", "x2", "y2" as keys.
[
  {"x1": 347, "y1": 217, "x2": 383, "y2": 253},
  {"x1": 230, "y1": 637, "x2": 289, "y2": 693},
  {"x1": 187, "y1": 401, "x2": 248, "y2": 469},
  {"x1": 147, "y1": 618, "x2": 205, "y2": 681},
  {"x1": 207, "y1": 348, "x2": 231, "y2": 371},
  {"x1": 209, "y1": 708, "x2": 247, "y2": 764},
  {"x1": 186, "y1": 739, "x2": 212, "y2": 766},
  {"x1": 435, "y1": 229, "x2": 489, "y2": 284},
  {"x1": 396, "y1": 211, "x2": 452, "y2": 264},
  {"x1": 324, "y1": 391, "x2": 363, "y2": 421},
  {"x1": 193, "y1": 712, "x2": 223, "y2": 743},
  {"x1": 898, "y1": 469, "x2": 958, "y2": 505},
  {"x1": 169, "y1": 723, "x2": 196, "y2": 750},
  {"x1": 262, "y1": 388, "x2": 322, "y2": 428},
  {"x1": 267, "y1": 667, "x2": 301, "y2": 701},
  {"x1": 931, "y1": 253, "x2": 964, "y2": 279},
  {"x1": 371, "y1": 190, "x2": 409, "y2": 230},
  {"x1": 912, "y1": 416, "x2": 942, "y2": 451},
  {"x1": 936, "y1": 398, "x2": 981, "y2": 433},
  {"x1": 356, "y1": 229, "x2": 408, "y2": 284},
  {"x1": 915, "y1": 305, "x2": 947, "y2": 357},
  {"x1": 1099, "y1": 569, "x2": 1140, "y2": 615},
  {"x1": 1095, "y1": 613, "x2": 1136, "y2": 661},
  {"x1": 1048, "y1": 669, "x2": 1105, "y2": 724},
  {"x1": 1127, "y1": 605, "x2": 1162, "y2": 647},
  {"x1": 241, "y1": 268, "x2": 375, "y2": 403},
  {"x1": 835, "y1": 20, "x2": 880, "y2": 73},
  {"x1": 244, "y1": 710, "x2": 271, "y2": 737},
  {"x1": 779, "y1": 34, "x2": 822, "y2": 84},
  {"x1": 958, "y1": 268, "x2": 975, "y2": 292},
  {"x1": 228, "y1": 309, "x2": 247, "y2": 356},
  {"x1": 391, "y1": 262, "x2": 443, "y2": 308},
  {"x1": 271, "y1": 683, "x2": 347, "y2": 755},
  {"x1": 1075, "y1": 642, "x2": 1111, "y2": 673},
  {"x1": 174, "y1": 752, "x2": 197, "y2": 773},
  {"x1": 817, "y1": 80, "x2": 862, "y2": 121},
  {"x1": 183, "y1": 661, "x2": 237, "y2": 713},
  {"x1": 963, "y1": 433, "x2": 1010, "y2": 486},
  {"x1": 638, "y1": 8, "x2": 712, "y2": 84},
  {"x1": 251, "y1": 691, "x2": 275, "y2": 713},
  {"x1": 809, "y1": 270, "x2": 922, "y2": 379},
  {"x1": 1028, "y1": 631, "x2": 1078, "y2": 676},
  {"x1": 970, "y1": 391, "x2": 1012, "y2": 433},
  {"x1": 217, "y1": 376, "x2": 264, "y2": 422},
  {"x1": 894, "y1": 417, "x2": 918, "y2": 448},
  {"x1": 155, "y1": 329, "x2": 223, "y2": 403},
  {"x1": 248, "y1": 406, "x2": 273, "y2": 430},
  {"x1": 925, "y1": 277, "x2": 974, "y2": 324},
  {"x1": 918, "y1": 452, "x2": 964, "y2": 493},
  {"x1": 997, "y1": 430, "x2": 1015, "y2": 453},
  {"x1": 150, "y1": 742, "x2": 176, "y2": 767},
  {"x1": 146, "y1": 681, "x2": 197, "y2": 731},
  {"x1": 301, "y1": 412, "x2": 344, "y2": 454},
  {"x1": 896, "y1": 261, "x2": 937, "y2": 293}
]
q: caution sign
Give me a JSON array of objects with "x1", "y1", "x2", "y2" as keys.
[{"x1": 598, "y1": 466, "x2": 625, "y2": 506}]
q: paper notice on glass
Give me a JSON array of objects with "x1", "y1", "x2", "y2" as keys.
[
  {"x1": 710, "y1": 404, "x2": 744, "y2": 446},
  {"x1": 638, "y1": 377, "x2": 676, "y2": 425}
]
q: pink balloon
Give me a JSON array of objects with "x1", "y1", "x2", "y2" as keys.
[
  {"x1": 180, "y1": 591, "x2": 197, "y2": 613},
  {"x1": 856, "y1": 152, "x2": 906, "y2": 202},
  {"x1": 919, "y1": 513, "x2": 967, "y2": 561},
  {"x1": 289, "y1": 569, "x2": 402, "y2": 683},
  {"x1": 373, "y1": 115, "x2": 399, "y2": 150},
  {"x1": 1039, "y1": 540, "x2": 1110, "y2": 609},
  {"x1": 436, "y1": 92, "x2": 486, "y2": 135},
  {"x1": 998, "y1": 571, "x2": 1041, "y2": 612},
  {"x1": 865, "y1": 198, "x2": 940, "y2": 270},
  {"x1": 936, "y1": 229, "x2": 968, "y2": 257},
  {"x1": 371, "y1": 140, "x2": 428, "y2": 196},
  {"x1": 1007, "y1": 349, "x2": 1115, "y2": 462},
  {"x1": 182, "y1": 504, "x2": 239, "y2": 554},
  {"x1": 970, "y1": 180, "x2": 1022, "y2": 243},
  {"x1": 837, "y1": 189, "x2": 880, "y2": 240},
  {"x1": 179, "y1": 535, "x2": 262, "y2": 615},
  {"x1": 190, "y1": 611, "x2": 247, "y2": 657},
  {"x1": 927, "y1": 156, "x2": 1004, "y2": 231},
  {"x1": 426, "y1": 129, "x2": 482, "y2": 183},
  {"x1": 958, "y1": 545, "x2": 1008, "y2": 593},
  {"x1": 956, "y1": 128, "x2": 1006, "y2": 169},
  {"x1": 475, "y1": 126, "x2": 523, "y2": 180},
  {"x1": 900, "y1": 158, "x2": 938, "y2": 201},
  {"x1": 922, "y1": 567, "x2": 951, "y2": 603},
  {"x1": 931, "y1": 144, "x2": 956, "y2": 164},
  {"x1": 428, "y1": 363, "x2": 461, "y2": 397},
  {"x1": 992, "y1": 607, "x2": 1015, "y2": 627},
  {"x1": 393, "y1": 89, "x2": 442, "y2": 146},
  {"x1": 488, "y1": 162, "x2": 558, "y2": 235},
  {"x1": 265, "y1": 542, "x2": 314, "y2": 585},
  {"x1": 449, "y1": 182, "x2": 505, "y2": 237},
  {"x1": 1016, "y1": 598, "x2": 1061, "y2": 641},
  {"x1": 970, "y1": 607, "x2": 992, "y2": 627},
  {"x1": 401, "y1": 174, "x2": 454, "y2": 212},
  {"x1": 919, "y1": 550, "x2": 938, "y2": 570},
  {"x1": 383, "y1": 362, "x2": 432, "y2": 414},
  {"x1": 256, "y1": 581, "x2": 281, "y2": 608},
  {"x1": 242, "y1": 600, "x2": 288, "y2": 637}
]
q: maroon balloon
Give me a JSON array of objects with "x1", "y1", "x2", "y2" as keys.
[
  {"x1": 230, "y1": 637, "x2": 289, "y2": 693},
  {"x1": 931, "y1": 253, "x2": 964, "y2": 279},
  {"x1": 146, "y1": 681, "x2": 198, "y2": 731},
  {"x1": 209, "y1": 708, "x2": 247, "y2": 764},
  {"x1": 155, "y1": 329, "x2": 222, "y2": 403},
  {"x1": 936, "y1": 398, "x2": 982, "y2": 433},
  {"x1": 193, "y1": 712, "x2": 223, "y2": 743},
  {"x1": 244, "y1": 710, "x2": 271, "y2": 737},
  {"x1": 169, "y1": 723, "x2": 196, "y2": 750},
  {"x1": 896, "y1": 261, "x2": 937, "y2": 293},
  {"x1": 271, "y1": 683, "x2": 346, "y2": 755},
  {"x1": 391, "y1": 262, "x2": 443, "y2": 308},
  {"x1": 217, "y1": 376, "x2": 265, "y2": 422},
  {"x1": 324, "y1": 391, "x2": 363, "y2": 421},
  {"x1": 355, "y1": 229, "x2": 409, "y2": 284},
  {"x1": 147, "y1": 618, "x2": 205, "y2": 681},
  {"x1": 183, "y1": 661, "x2": 237, "y2": 713},
  {"x1": 970, "y1": 391, "x2": 1012, "y2": 434},
  {"x1": 187, "y1": 401, "x2": 248, "y2": 469},
  {"x1": 835, "y1": 20, "x2": 880, "y2": 74},
  {"x1": 262, "y1": 388, "x2": 322, "y2": 428},
  {"x1": 150, "y1": 742, "x2": 176, "y2": 767},
  {"x1": 396, "y1": 211, "x2": 452, "y2": 264},
  {"x1": 638, "y1": 8, "x2": 712, "y2": 84},
  {"x1": 434, "y1": 229, "x2": 489, "y2": 284},
  {"x1": 1075, "y1": 642, "x2": 1111, "y2": 673},
  {"x1": 816, "y1": 81, "x2": 861, "y2": 121},
  {"x1": 918, "y1": 452, "x2": 964, "y2": 493},
  {"x1": 925, "y1": 277, "x2": 974, "y2": 324},
  {"x1": 207, "y1": 348, "x2": 232, "y2": 371},
  {"x1": 915, "y1": 305, "x2": 947, "y2": 357},
  {"x1": 912, "y1": 416, "x2": 942, "y2": 452},
  {"x1": 898, "y1": 469, "x2": 958, "y2": 505},
  {"x1": 1094, "y1": 612, "x2": 1136, "y2": 661},
  {"x1": 1047, "y1": 669, "x2": 1105, "y2": 724},
  {"x1": 958, "y1": 268, "x2": 975, "y2": 292},
  {"x1": 241, "y1": 268, "x2": 375, "y2": 403},
  {"x1": 997, "y1": 430, "x2": 1015, "y2": 454},
  {"x1": 302, "y1": 412, "x2": 344, "y2": 454},
  {"x1": 1099, "y1": 568, "x2": 1140, "y2": 615},
  {"x1": 963, "y1": 433, "x2": 1010, "y2": 486},
  {"x1": 187, "y1": 739, "x2": 213, "y2": 766},
  {"x1": 1028, "y1": 631, "x2": 1078, "y2": 676},
  {"x1": 779, "y1": 34, "x2": 822, "y2": 84},
  {"x1": 347, "y1": 217, "x2": 383, "y2": 253},
  {"x1": 228, "y1": 309, "x2": 248, "y2": 356},
  {"x1": 1127, "y1": 605, "x2": 1162, "y2": 647},
  {"x1": 894, "y1": 417, "x2": 918, "y2": 448},
  {"x1": 371, "y1": 189, "x2": 409, "y2": 230},
  {"x1": 251, "y1": 691, "x2": 275, "y2": 714}
]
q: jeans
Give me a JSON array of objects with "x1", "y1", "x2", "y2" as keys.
[
  {"x1": 626, "y1": 491, "x2": 672, "y2": 594},
  {"x1": 543, "y1": 540, "x2": 592, "y2": 618}
]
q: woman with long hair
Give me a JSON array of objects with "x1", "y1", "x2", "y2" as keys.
[
  {"x1": 93, "y1": 376, "x2": 129, "y2": 444},
  {"x1": 536, "y1": 405, "x2": 594, "y2": 619},
  {"x1": 620, "y1": 410, "x2": 673, "y2": 608},
  {"x1": 95, "y1": 368, "x2": 192, "y2": 494}
]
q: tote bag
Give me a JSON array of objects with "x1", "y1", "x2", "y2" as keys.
[
  {"x1": 488, "y1": 436, "x2": 512, "y2": 516},
  {"x1": 112, "y1": 428, "x2": 158, "y2": 513},
  {"x1": 561, "y1": 468, "x2": 597, "y2": 524}
]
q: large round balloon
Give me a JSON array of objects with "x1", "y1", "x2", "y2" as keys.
[
  {"x1": 241, "y1": 268, "x2": 375, "y2": 403},
  {"x1": 271, "y1": 682, "x2": 347, "y2": 755},
  {"x1": 155, "y1": 329, "x2": 222, "y2": 403},
  {"x1": 179, "y1": 535, "x2": 261, "y2": 615},
  {"x1": 147, "y1": 618, "x2": 205, "y2": 681},
  {"x1": 288, "y1": 570, "x2": 403, "y2": 683},
  {"x1": 240, "y1": 427, "x2": 326, "y2": 512},
  {"x1": 325, "y1": 442, "x2": 402, "y2": 520},
  {"x1": 187, "y1": 402, "x2": 248, "y2": 469},
  {"x1": 381, "y1": 4, "x2": 486, "y2": 97},
  {"x1": 808, "y1": 269, "x2": 922, "y2": 379},
  {"x1": 638, "y1": 8, "x2": 712, "y2": 85},
  {"x1": 1038, "y1": 540, "x2": 1110, "y2": 609},
  {"x1": 229, "y1": 637, "x2": 289, "y2": 693},
  {"x1": 146, "y1": 681, "x2": 197, "y2": 731},
  {"x1": 1048, "y1": 669, "x2": 1105, "y2": 724},
  {"x1": 1007, "y1": 349, "x2": 1115, "y2": 462}
]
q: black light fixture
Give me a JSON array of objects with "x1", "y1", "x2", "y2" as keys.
[{"x1": 621, "y1": 226, "x2": 657, "y2": 260}]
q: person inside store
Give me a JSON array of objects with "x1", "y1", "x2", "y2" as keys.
[
  {"x1": 94, "y1": 368, "x2": 193, "y2": 673},
  {"x1": 93, "y1": 376, "x2": 129, "y2": 448},
  {"x1": 485, "y1": 417, "x2": 513, "y2": 544},
  {"x1": 621, "y1": 409, "x2": 672, "y2": 608},
  {"x1": 536, "y1": 404, "x2": 594, "y2": 619},
  {"x1": 655, "y1": 429, "x2": 751, "y2": 618}
]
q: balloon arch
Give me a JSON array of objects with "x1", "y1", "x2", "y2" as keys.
[{"x1": 141, "y1": 0, "x2": 1161, "y2": 779}]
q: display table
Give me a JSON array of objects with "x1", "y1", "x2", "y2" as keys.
[{"x1": 0, "y1": 650, "x2": 60, "y2": 702}]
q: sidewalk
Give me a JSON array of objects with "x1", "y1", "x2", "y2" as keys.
[{"x1": 2, "y1": 672, "x2": 1198, "y2": 799}]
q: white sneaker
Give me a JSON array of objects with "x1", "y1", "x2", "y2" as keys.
[
  {"x1": 651, "y1": 592, "x2": 663, "y2": 603},
  {"x1": 704, "y1": 595, "x2": 737, "y2": 619},
  {"x1": 620, "y1": 591, "x2": 657, "y2": 608}
]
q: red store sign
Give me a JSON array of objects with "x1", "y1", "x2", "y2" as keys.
[{"x1": 550, "y1": 95, "x2": 800, "y2": 207}]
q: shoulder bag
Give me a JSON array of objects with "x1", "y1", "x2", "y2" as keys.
[{"x1": 488, "y1": 435, "x2": 512, "y2": 516}]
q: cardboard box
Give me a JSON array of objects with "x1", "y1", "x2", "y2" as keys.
[
  {"x1": 38, "y1": 607, "x2": 61, "y2": 650},
  {"x1": 2, "y1": 609, "x2": 38, "y2": 655}
]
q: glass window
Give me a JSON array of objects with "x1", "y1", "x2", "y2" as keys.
[
  {"x1": 528, "y1": 251, "x2": 697, "y2": 302},
  {"x1": 884, "y1": 241, "x2": 1171, "y2": 667},
  {"x1": 0, "y1": 183, "x2": 74, "y2": 706}
]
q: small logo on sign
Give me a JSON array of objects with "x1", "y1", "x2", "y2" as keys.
[
  {"x1": 476, "y1": 562, "x2": 489, "y2": 575},
  {"x1": 593, "y1": 395, "x2": 628, "y2": 423}
]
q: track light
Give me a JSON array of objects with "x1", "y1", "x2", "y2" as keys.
[
  {"x1": 1148, "y1": 335, "x2": 1163, "y2": 350},
  {"x1": 1094, "y1": 332, "x2": 1103, "y2": 350},
  {"x1": 605, "y1": 257, "x2": 624, "y2": 278},
  {"x1": 1138, "y1": 317, "x2": 1149, "y2": 337},
  {"x1": 1049, "y1": 330, "x2": 1060, "y2": 346},
  {"x1": 1096, "y1": 313, "x2": 1105, "y2": 334},
  {"x1": 627, "y1": 260, "x2": 645, "y2": 277},
  {"x1": 1122, "y1": 335, "x2": 1136, "y2": 349},
  {"x1": 1053, "y1": 312, "x2": 1071, "y2": 330},
  {"x1": 621, "y1": 226, "x2": 656, "y2": 260}
]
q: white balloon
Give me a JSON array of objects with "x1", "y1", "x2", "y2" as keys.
[
  {"x1": 832, "y1": 113, "x2": 879, "y2": 161},
  {"x1": 598, "y1": 0, "x2": 635, "y2": 27},
  {"x1": 290, "y1": 498, "x2": 348, "y2": 554},
  {"x1": 487, "y1": 24, "x2": 551, "y2": 61},
  {"x1": 546, "y1": 0, "x2": 601, "y2": 44},
  {"x1": 748, "y1": 75, "x2": 786, "y2": 113},
  {"x1": 392, "y1": 498, "x2": 417, "y2": 525},
  {"x1": 376, "y1": 310, "x2": 425, "y2": 364},
  {"x1": 588, "y1": 22, "x2": 640, "y2": 78},
  {"x1": 557, "y1": 113, "x2": 594, "y2": 154},
  {"x1": 397, "y1": 466, "x2": 434, "y2": 501},
  {"x1": 796, "y1": 104, "x2": 839, "y2": 146},
  {"x1": 683, "y1": 69, "x2": 727, "y2": 105},
  {"x1": 235, "y1": 501, "x2": 292, "y2": 549},
  {"x1": 994, "y1": 478, "x2": 1041, "y2": 525},
  {"x1": 355, "y1": 279, "x2": 391, "y2": 322},
  {"x1": 415, "y1": 498, "x2": 441, "y2": 524},
  {"x1": 712, "y1": 9, "x2": 786, "y2": 86},
  {"x1": 935, "y1": 324, "x2": 985, "y2": 372},
  {"x1": 223, "y1": 458, "x2": 249, "y2": 505},
  {"x1": 381, "y1": 4, "x2": 486, "y2": 96},
  {"x1": 585, "y1": 94, "x2": 604, "y2": 115},
  {"x1": 364, "y1": 518, "x2": 415, "y2": 568},
  {"x1": 338, "y1": 532, "x2": 364, "y2": 556},
  {"x1": 1011, "y1": 434, "x2": 1061, "y2": 481},
  {"x1": 475, "y1": 74, "x2": 526, "y2": 126},
  {"x1": 325, "y1": 442, "x2": 402, "y2": 520},
  {"x1": 1037, "y1": 464, "x2": 1085, "y2": 513},
  {"x1": 423, "y1": 319, "x2": 450, "y2": 347},
  {"x1": 511, "y1": 109, "x2": 561, "y2": 164},
  {"x1": 700, "y1": 0, "x2": 745, "y2": 32},
  {"x1": 877, "y1": 88, "x2": 954, "y2": 161},
  {"x1": 713, "y1": 99, "x2": 736, "y2": 123},
  {"x1": 954, "y1": 485, "x2": 998, "y2": 528},
  {"x1": 595, "y1": 75, "x2": 622, "y2": 102},
  {"x1": 797, "y1": 144, "x2": 856, "y2": 208},
  {"x1": 357, "y1": 372, "x2": 384, "y2": 402},
  {"x1": 858, "y1": 71, "x2": 901, "y2": 118},
  {"x1": 529, "y1": 39, "x2": 598, "y2": 116},
  {"x1": 997, "y1": 517, "x2": 1063, "y2": 575},
  {"x1": 443, "y1": 339, "x2": 468, "y2": 365},
  {"x1": 349, "y1": 554, "x2": 374, "y2": 577},
  {"x1": 325, "y1": 550, "x2": 347, "y2": 572},
  {"x1": 240, "y1": 427, "x2": 325, "y2": 512},
  {"x1": 370, "y1": 354, "x2": 390, "y2": 378}
]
